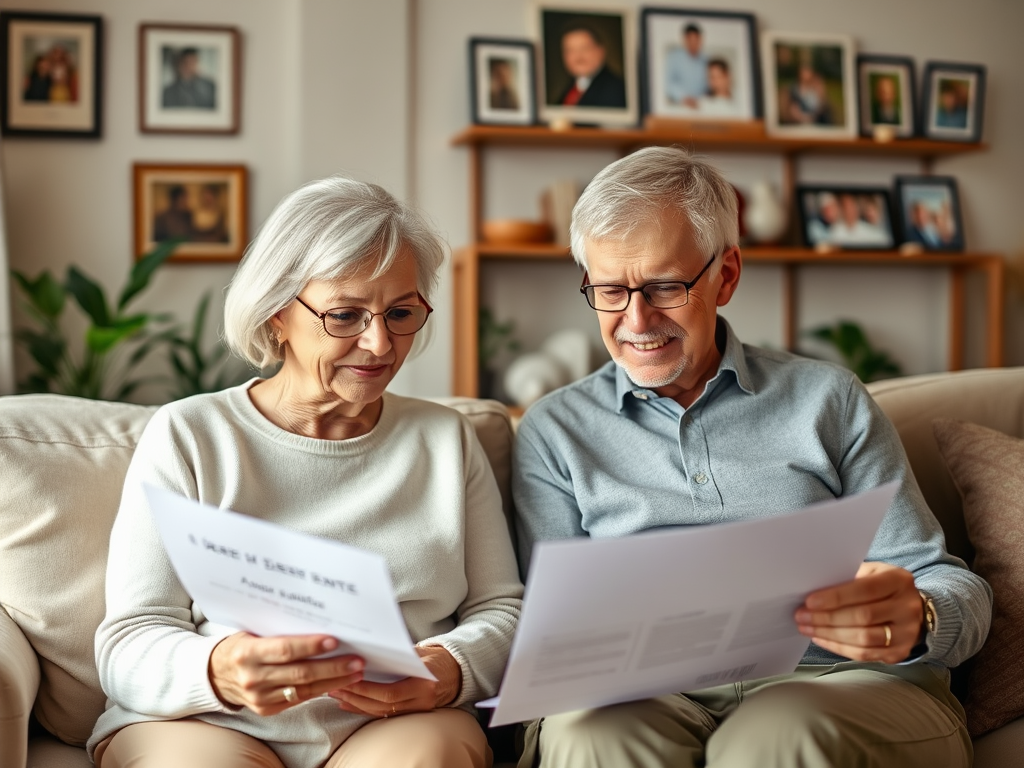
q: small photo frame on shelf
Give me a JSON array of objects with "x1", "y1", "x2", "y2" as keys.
[
  {"x1": 0, "y1": 11, "x2": 102, "y2": 138},
  {"x1": 639, "y1": 8, "x2": 760, "y2": 122},
  {"x1": 921, "y1": 61, "x2": 985, "y2": 143},
  {"x1": 761, "y1": 31, "x2": 856, "y2": 138},
  {"x1": 534, "y1": 4, "x2": 638, "y2": 127},
  {"x1": 139, "y1": 23, "x2": 240, "y2": 134},
  {"x1": 894, "y1": 175, "x2": 964, "y2": 252},
  {"x1": 133, "y1": 163, "x2": 248, "y2": 263},
  {"x1": 856, "y1": 55, "x2": 915, "y2": 139},
  {"x1": 469, "y1": 37, "x2": 536, "y2": 126},
  {"x1": 796, "y1": 185, "x2": 896, "y2": 250}
]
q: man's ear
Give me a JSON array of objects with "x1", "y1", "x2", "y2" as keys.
[{"x1": 715, "y1": 246, "x2": 742, "y2": 307}]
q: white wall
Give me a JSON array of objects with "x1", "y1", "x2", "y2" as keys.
[{"x1": 2, "y1": 0, "x2": 1023, "y2": 400}]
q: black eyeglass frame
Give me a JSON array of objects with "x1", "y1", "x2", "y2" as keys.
[
  {"x1": 579, "y1": 253, "x2": 719, "y2": 312},
  {"x1": 294, "y1": 294, "x2": 434, "y2": 338}
]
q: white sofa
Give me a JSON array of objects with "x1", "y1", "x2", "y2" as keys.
[{"x1": 2, "y1": 368, "x2": 1023, "y2": 767}]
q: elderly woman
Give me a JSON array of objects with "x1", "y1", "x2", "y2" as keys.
[{"x1": 88, "y1": 178, "x2": 523, "y2": 768}]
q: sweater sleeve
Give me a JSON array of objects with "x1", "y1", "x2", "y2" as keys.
[{"x1": 95, "y1": 407, "x2": 236, "y2": 718}]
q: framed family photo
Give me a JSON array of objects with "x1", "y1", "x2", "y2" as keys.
[
  {"x1": 139, "y1": 23, "x2": 241, "y2": 134},
  {"x1": 856, "y1": 55, "x2": 915, "y2": 139},
  {"x1": 133, "y1": 163, "x2": 249, "y2": 262},
  {"x1": 894, "y1": 175, "x2": 964, "y2": 251},
  {"x1": 0, "y1": 11, "x2": 102, "y2": 138},
  {"x1": 762, "y1": 31, "x2": 856, "y2": 138},
  {"x1": 534, "y1": 4, "x2": 638, "y2": 127},
  {"x1": 469, "y1": 37, "x2": 536, "y2": 126},
  {"x1": 797, "y1": 185, "x2": 895, "y2": 250},
  {"x1": 640, "y1": 8, "x2": 760, "y2": 122},
  {"x1": 921, "y1": 61, "x2": 985, "y2": 143}
]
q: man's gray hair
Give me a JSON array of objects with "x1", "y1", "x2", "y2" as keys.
[
  {"x1": 224, "y1": 176, "x2": 446, "y2": 368},
  {"x1": 570, "y1": 146, "x2": 739, "y2": 272}
]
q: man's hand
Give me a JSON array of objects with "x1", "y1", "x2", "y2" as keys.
[{"x1": 795, "y1": 561, "x2": 924, "y2": 664}]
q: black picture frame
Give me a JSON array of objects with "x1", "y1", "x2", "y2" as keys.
[
  {"x1": 796, "y1": 185, "x2": 896, "y2": 250},
  {"x1": 468, "y1": 37, "x2": 537, "y2": 126},
  {"x1": 0, "y1": 10, "x2": 102, "y2": 138},
  {"x1": 894, "y1": 175, "x2": 964, "y2": 252},
  {"x1": 921, "y1": 61, "x2": 985, "y2": 143},
  {"x1": 639, "y1": 7, "x2": 761, "y2": 122},
  {"x1": 856, "y1": 54, "x2": 915, "y2": 139}
]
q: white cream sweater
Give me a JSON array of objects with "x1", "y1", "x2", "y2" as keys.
[{"x1": 88, "y1": 382, "x2": 523, "y2": 768}]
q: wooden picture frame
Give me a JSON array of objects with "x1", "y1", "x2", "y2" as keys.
[
  {"x1": 856, "y1": 55, "x2": 915, "y2": 139},
  {"x1": 640, "y1": 8, "x2": 760, "y2": 123},
  {"x1": 133, "y1": 163, "x2": 248, "y2": 262},
  {"x1": 796, "y1": 185, "x2": 896, "y2": 250},
  {"x1": 139, "y1": 23, "x2": 241, "y2": 135},
  {"x1": 534, "y1": 4, "x2": 638, "y2": 127},
  {"x1": 469, "y1": 37, "x2": 537, "y2": 126},
  {"x1": 0, "y1": 11, "x2": 102, "y2": 138},
  {"x1": 762, "y1": 31, "x2": 857, "y2": 139},
  {"x1": 894, "y1": 175, "x2": 964, "y2": 252},
  {"x1": 921, "y1": 61, "x2": 985, "y2": 143}
]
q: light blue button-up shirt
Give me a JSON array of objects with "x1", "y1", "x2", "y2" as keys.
[{"x1": 512, "y1": 318, "x2": 991, "y2": 668}]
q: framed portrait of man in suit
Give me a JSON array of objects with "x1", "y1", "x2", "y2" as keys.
[
  {"x1": 856, "y1": 55, "x2": 915, "y2": 139},
  {"x1": 534, "y1": 4, "x2": 638, "y2": 127}
]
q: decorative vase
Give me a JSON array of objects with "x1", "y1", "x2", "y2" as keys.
[{"x1": 744, "y1": 181, "x2": 787, "y2": 244}]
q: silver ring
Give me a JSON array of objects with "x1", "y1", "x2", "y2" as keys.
[
  {"x1": 282, "y1": 686, "x2": 298, "y2": 704},
  {"x1": 883, "y1": 624, "x2": 892, "y2": 648}
]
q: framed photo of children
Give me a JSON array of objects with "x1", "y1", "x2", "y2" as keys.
[
  {"x1": 796, "y1": 186, "x2": 895, "y2": 250},
  {"x1": 133, "y1": 163, "x2": 249, "y2": 262},
  {"x1": 639, "y1": 8, "x2": 760, "y2": 122},
  {"x1": 894, "y1": 175, "x2": 964, "y2": 252},
  {"x1": 761, "y1": 31, "x2": 856, "y2": 139},
  {"x1": 469, "y1": 37, "x2": 536, "y2": 126},
  {"x1": 139, "y1": 24, "x2": 241, "y2": 134},
  {"x1": 534, "y1": 5, "x2": 638, "y2": 127},
  {"x1": 921, "y1": 61, "x2": 985, "y2": 143},
  {"x1": 0, "y1": 11, "x2": 102, "y2": 138},
  {"x1": 856, "y1": 55, "x2": 915, "y2": 139}
]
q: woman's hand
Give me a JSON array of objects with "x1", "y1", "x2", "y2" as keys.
[
  {"x1": 328, "y1": 645, "x2": 462, "y2": 718},
  {"x1": 209, "y1": 632, "x2": 364, "y2": 715}
]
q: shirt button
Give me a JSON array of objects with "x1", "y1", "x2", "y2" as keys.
[{"x1": 694, "y1": 471, "x2": 708, "y2": 485}]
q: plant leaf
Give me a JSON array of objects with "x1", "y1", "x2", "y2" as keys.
[
  {"x1": 15, "y1": 329, "x2": 65, "y2": 377},
  {"x1": 118, "y1": 239, "x2": 179, "y2": 311},
  {"x1": 86, "y1": 316, "x2": 148, "y2": 353},
  {"x1": 12, "y1": 269, "x2": 65, "y2": 318},
  {"x1": 66, "y1": 267, "x2": 111, "y2": 327}
]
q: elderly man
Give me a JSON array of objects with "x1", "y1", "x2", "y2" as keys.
[
  {"x1": 512, "y1": 147, "x2": 990, "y2": 768},
  {"x1": 556, "y1": 25, "x2": 625, "y2": 108}
]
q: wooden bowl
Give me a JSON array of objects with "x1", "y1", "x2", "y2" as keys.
[{"x1": 481, "y1": 219, "x2": 554, "y2": 244}]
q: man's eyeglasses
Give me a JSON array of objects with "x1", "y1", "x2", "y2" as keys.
[
  {"x1": 579, "y1": 254, "x2": 718, "y2": 312},
  {"x1": 295, "y1": 295, "x2": 433, "y2": 338}
]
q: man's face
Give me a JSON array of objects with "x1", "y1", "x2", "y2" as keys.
[
  {"x1": 584, "y1": 214, "x2": 735, "y2": 401},
  {"x1": 839, "y1": 194, "x2": 860, "y2": 226},
  {"x1": 684, "y1": 30, "x2": 702, "y2": 57},
  {"x1": 561, "y1": 30, "x2": 606, "y2": 79},
  {"x1": 875, "y1": 77, "x2": 896, "y2": 106},
  {"x1": 178, "y1": 52, "x2": 199, "y2": 79}
]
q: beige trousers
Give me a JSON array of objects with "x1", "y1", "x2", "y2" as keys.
[
  {"x1": 519, "y1": 662, "x2": 972, "y2": 768},
  {"x1": 94, "y1": 709, "x2": 491, "y2": 768}
]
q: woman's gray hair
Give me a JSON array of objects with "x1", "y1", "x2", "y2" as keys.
[
  {"x1": 570, "y1": 146, "x2": 739, "y2": 273},
  {"x1": 224, "y1": 176, "x2": 446, "y2": 368}
]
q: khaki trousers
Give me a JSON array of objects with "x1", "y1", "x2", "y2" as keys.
[
  {"x1": 519, "y1": 662, "x2": 972, "y2": 768},
  {"x1": 94, "y1": 708, "x2": 491, "y2": 768}
]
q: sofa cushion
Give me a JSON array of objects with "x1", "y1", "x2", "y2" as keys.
[
  {"x1": 933, "y1": 418, "x2": 1024, "y2": 738},
  {"x1": 0, "y1": 395, "x2": 155, "y2": 746}
]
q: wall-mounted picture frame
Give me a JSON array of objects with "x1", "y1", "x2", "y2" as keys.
[
  {"x1": 639, "y1": 8, "x2": 760, "y2": 122},
  {"x1": 534, "y1": 4, "x2": 638, "y2": 127},
  {"x1": 469, "y1": 37, "x2": 536, "y2": 126},
  {"x1": 856, "y1": 54, "x2": 915, "y2": 139},
  {"x1": 133, "y1": 163, "x2": 248, "y2": 262},
  {"x1": 762, "y1": 31, "x2": 856, "y2": 139},
  {"x1": 921, "y1": 61, "x2": 985, "y2": 143},
  {"x1": 894, "y1": 175, "x2": 964, "y2": 252},
  {"x1": 0, "y1": 11, "x2": 102, "y2": 138},
  {"x1": 139, "y1": 23, "x2": 241, "y2": 135},
  {"x1": 796, "y1": 185, "x2": 895, "y2": 250}
]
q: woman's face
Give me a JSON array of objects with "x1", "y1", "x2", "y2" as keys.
[{"x1": 271, "y1": 250, "x2": 423, "y2": 414}]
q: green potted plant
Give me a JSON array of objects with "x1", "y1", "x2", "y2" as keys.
[{"x1": 803, "y1": 319, "x2": 902, "y2": 383}]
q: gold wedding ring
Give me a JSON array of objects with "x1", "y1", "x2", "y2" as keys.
[
  {"x1": 883, "y1": 624, "x2": 892, "y2": 648},
  {"x1": 282, "y1": 686, "x2": 298, "y2": 704}
]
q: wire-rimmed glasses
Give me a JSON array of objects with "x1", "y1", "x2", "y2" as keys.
[
  {"x1": 579, "y1": 254, "x2": 718, "y2": 312},
  {"x1": 295, "y1": 294, "x2": 433, "y2": 338}
]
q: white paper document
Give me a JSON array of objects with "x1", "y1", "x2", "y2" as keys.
[
  {"x1": 484, "y1": 483, "x2": 898, "y2": 726},
  {"x1": 144, "y1": 484, "x2": 435, "y2": 683}
]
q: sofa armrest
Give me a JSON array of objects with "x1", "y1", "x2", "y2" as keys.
[{"x1": 0, "y1": 607, "x2": 40, "y2": 768}]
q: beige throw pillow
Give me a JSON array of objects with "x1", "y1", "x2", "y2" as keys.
[{"x1": 933, "y1": 418, "x2": 1024, "y2": 737}]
